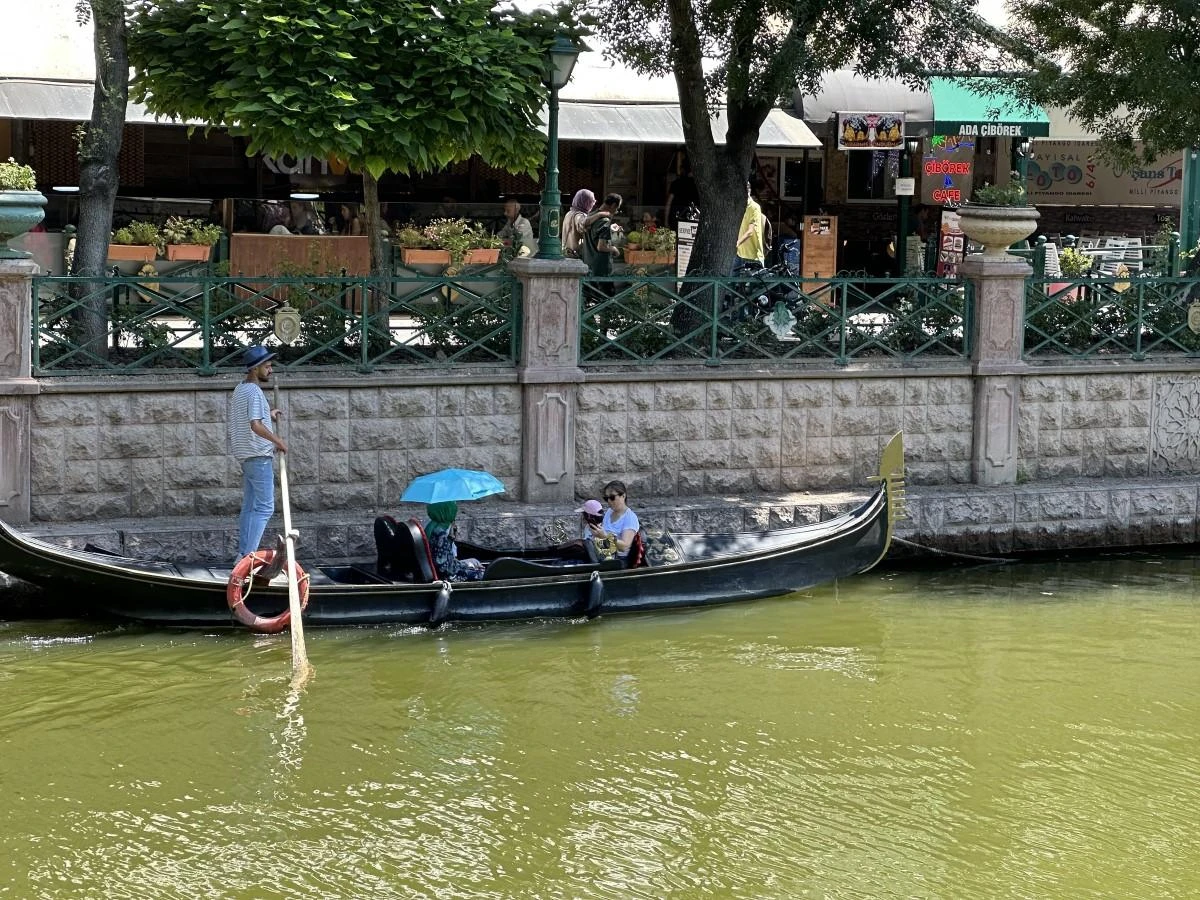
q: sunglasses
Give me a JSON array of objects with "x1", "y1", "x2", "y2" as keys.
[{"x1": 604, "y1": 493, "x2": 622, "y2": 501}]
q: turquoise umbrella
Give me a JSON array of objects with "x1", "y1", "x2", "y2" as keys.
[{"x1": 400, "y1": 468, "x2": 506, "y2": 504}]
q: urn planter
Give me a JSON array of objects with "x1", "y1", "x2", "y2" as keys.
[
  {"x1": 955, "y1": 204, "x2": 1040, "y2": 259},
  {"x1": 0, "y1": 189, "x2": 47, "y2": 258}
]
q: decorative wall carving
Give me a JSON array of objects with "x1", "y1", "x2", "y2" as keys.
[
  {"x1": 0, "y1": 404, "x2": 26, "y2": 507},
  {"x1": 534, "y1": 289, "x2": 573, "y2": 364},
  {"x1": 534, "y1": 391, "x2": 570, "y2": 484},
  {"x1": 1150, "y1": 377, "x2": 1200, "y2": 474}
]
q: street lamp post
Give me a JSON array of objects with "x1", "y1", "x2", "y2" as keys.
[
  {"x1": 896, "y1": 138, "x2": 920, "y2": 275},
  {"x1": 1016, "y1": 139, "x2": 1032, "y2": 195},
  {"x1": 537, "y1": 34, "x2": 581, "y2": 260}
]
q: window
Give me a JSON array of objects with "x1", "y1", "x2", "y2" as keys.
[
  {"x1": 783, "y1": 156, "x2": 823, "y2": 204},
  {"x1": 846, "y1": 150, "x2": 898, "y2": 202}
]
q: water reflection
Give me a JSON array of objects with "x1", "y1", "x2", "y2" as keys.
[{"x1": 1, "y1": 553, "x2": 1199, "y2": 897}]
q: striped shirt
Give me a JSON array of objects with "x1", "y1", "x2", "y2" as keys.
[{"x1": 227, "y1": 381, "x2": 275, "y2": 461}]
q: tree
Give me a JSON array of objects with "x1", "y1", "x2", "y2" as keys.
[
  {"x1": 128, "y1": 0, "x2": 585, "y2": 272},
  {"x1": 581, "y1": 0, "x2": 988, "y2": 276},
  {"x1": 72, "y1": 0, "x2": 129, "y2": 357},
  {"x1": 1003, "y1": 0, "x2": 1200, "y2": 163}
]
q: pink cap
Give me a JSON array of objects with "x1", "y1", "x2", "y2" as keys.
[{"x1": 574, "y1": 499, "x2": 603, "y2": 515}]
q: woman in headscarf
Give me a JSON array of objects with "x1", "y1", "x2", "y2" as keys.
[
  {"x1": 561, "y1": 189, "x2": 595, "y2": 258},
  {"x1": 424, "y1": 501, "x2": 485, "y2": 581}
]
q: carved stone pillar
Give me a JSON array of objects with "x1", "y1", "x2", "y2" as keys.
[
  {"x1": 960, "y1": 254, "x2": 1030, "y2": 486},
  {"x1": 0, "y1": 259, "x2": 39, "y2": 523},
  {"x1": 508, "y1": 256, "x2": 588, "y2": 503}
]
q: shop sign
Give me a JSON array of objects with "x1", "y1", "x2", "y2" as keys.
[
  {"x1": 263, "y1": 154, "x2": 341, "y2": 175},
  {"x1": 837, "y1": 112, "x2": 905, "y2": 150},
  {"x1": 1027, "y1": 141, "x2": 1182, "y2": 206},
  {"x1": 921, "y1": 135, "x2": 975, "y2": 206}
]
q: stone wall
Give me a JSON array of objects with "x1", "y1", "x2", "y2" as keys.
[
  {"x1": 5, "y1": 254, "x2": 1200, "y2": 541},
  {"x1": 29, "y1": 379, "x2": 523, "y2": 521},
  {"x1": 576, "y1": 373, "x2": 975, "y2": 497},
  {"x1": 1018, "y1": 371, "x2": 1200, "y2": 480}
]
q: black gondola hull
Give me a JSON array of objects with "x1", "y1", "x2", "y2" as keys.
[{"x1": 0, "y1": 436, "x2": 905, "y2": 629}]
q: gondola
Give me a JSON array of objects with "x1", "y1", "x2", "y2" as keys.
[{"x1": 0, "y1": 434, "x2": 905, "y2": 630}]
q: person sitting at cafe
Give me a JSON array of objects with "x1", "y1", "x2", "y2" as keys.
[
  {"x1": 425, "y1": 501, "x2": 485, "y2": 581},
  {"x1": 498, "y1": 198, "x2": 536, "y2": 258},
  {"x1": 340, "y1": 203, "x2": 364, "y2": 236},
  {"x1": 267, "y1": 206, "x2": 293, "y2": 235}
]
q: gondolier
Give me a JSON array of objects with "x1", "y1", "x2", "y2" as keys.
[{"x1": 228, "y1": 346, "x2": 288, "y2": 561}]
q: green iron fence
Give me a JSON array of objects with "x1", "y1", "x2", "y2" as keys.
[
  {"x1": 580, "y1": 273, "x2": 972, "y2": 365},
  {"x1": 1025, "y1": 275, "x2": 1200, "y2": 359},
  {"x1": 31, "y1": 272, "x2": 521, "y2": 374}
]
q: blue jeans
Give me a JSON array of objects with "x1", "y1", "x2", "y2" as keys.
[{"x1": 238, "y1": 456, "x2": 275, "y2": 559}]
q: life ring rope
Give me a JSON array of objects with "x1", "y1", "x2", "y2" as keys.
[{"x1": 226, "y1": 549, "x2": 310, "y2": 634}]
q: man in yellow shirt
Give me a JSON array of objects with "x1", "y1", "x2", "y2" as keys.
[{"x1": 735, "y1": 181, "x2": 770, "y2": 272}]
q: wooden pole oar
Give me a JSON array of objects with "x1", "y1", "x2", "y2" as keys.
[{"x1": 274, "y1": 383, "x2": 311, "y2": 683}]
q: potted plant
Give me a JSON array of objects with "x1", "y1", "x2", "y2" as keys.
[
  {"x1": 463, "y1": 222, "x2": 503, "y2": 265},
  {"x1": 108, "y1": 220, "x2": 163, "y2": 261},
  {"x1": 624, "y1": 230, "x2": 643, "y2": 251},
  {"x1": 394, "y1": 222, "x2": 448, "y2": 266},
  {"x1": 0, "y1": 156, "x2": 47, "y2": 259},
  {"x1": 955, "y1": 172, "x2": 1040, "y2": 259},
  {"x1": 162, "y1": 216, "x2": 221, "y2": 261},
  {"x1": 1047, "y1": 245, "x2": 1095, "y2": 301},
  {"x1": 625, "y1": 226, "x2": 676, "y2": 266}
]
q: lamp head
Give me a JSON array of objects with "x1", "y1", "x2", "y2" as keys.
[{"x1": 544, "y1": 33, "x2": 580, "y2": 90}]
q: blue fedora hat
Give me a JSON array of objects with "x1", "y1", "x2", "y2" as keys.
[{"x1": 243, "y1": 345, "x2": 277, "y2": 369}]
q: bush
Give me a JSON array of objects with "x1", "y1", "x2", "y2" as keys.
[{"x1": 0, "y1": 157, "x2": 36, "y2": 191}]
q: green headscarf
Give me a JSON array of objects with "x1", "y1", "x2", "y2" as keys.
[{"x1": 426, "y1": 501, "x2": 459, "y2": 529}]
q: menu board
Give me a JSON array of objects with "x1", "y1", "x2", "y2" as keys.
[
  {"x1": 801, "y1": 215, "x2": 838, "y2": 279},
  {"x1": 675, "y1": 220, "x2": 697, "y2": 278},
  {"x1": 935, "y1": 210, "x2": 966, "y2": 277}
]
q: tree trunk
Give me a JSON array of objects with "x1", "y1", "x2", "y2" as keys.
[
  {"x1": 363, "y1": 171, "x2": 385, "y2": 275},
  {"x1": 72, "y1": 0, "x2": 128, "y2": 361}
]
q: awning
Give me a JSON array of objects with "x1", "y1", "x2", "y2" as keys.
[
  {"x1": 928, "y1": 77, "x2": 1049, "y2": 139},
  {"x1": 794, "y1": 71, "x2": 933, "y2": 135},
  {"x1": 554, "y1": 102, "x2": 821, "y2": 151},
  {"x1": 0, "y1": 78, "x2": 192, "y2": 125}
]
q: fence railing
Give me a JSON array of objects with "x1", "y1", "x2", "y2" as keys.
[
  {"x1": 580, "y1": 273, "x2": 973, "y2": 365},
  {"x1": 1025, "y1": 276, "x2": 1200, "y2": 359},
  {"x1": 31, "y1": 273, "x2": 521, "y2": 375}
]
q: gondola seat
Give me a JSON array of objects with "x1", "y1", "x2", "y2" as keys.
[{"x1": 372, "y1": 515, "x2": 438, "y2": 583}]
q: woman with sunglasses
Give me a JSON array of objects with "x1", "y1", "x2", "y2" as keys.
[{"x1": 588, "y1": 481, "x2": 640, "y2": 562}]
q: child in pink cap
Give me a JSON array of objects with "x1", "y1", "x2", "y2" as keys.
[{"x1": 575, "y1": 498, "x2": 603, "y2": 540}]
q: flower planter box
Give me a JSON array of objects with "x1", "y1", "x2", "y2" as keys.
[
  {"x1": 165, "y1": 243, "x2": 213, "y2": 261},
  {"x1": 400, "y1": 248, "x2": 451, "y2": 266},
  {"x1": 624, "y1": 249, "x2": 675, "y2": 266},
  {"x1": 463, "y1": 248, "x2": 501, "y2": 265},
  {"x1": 107, "y1": 244, "x2": 158, "y2": 262}
]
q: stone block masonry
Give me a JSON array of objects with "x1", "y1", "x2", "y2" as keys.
[{"x1": 3, "y1": 254, "x2": 1200, "y2": 560}]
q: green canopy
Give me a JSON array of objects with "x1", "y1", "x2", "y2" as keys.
[{"x1": 930, "y1": 77, "x2": 1049, "y2": 139}]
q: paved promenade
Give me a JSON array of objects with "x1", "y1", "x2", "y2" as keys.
[{"x1": 3, "y1": 473, "x2": 1198, "y2": 611}]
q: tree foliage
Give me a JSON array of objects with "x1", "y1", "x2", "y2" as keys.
[
  {"x1": 1004, "y1": 0, "x2": 1200, "y2": 162},
  {"x1": 128, "y1": 0, "x2": 586, "y2": 179},
  {"x1": 577, "y1": 0, "x2": 988, "y2": 275}
]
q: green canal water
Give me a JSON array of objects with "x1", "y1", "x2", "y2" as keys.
[{"x1": 2, "y1": 552, "x2": 1198, "y2": 899}]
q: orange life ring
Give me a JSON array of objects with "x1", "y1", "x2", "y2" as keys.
[{"x1": 226, "y1": 549, "x2": 310, "y2": 634}]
